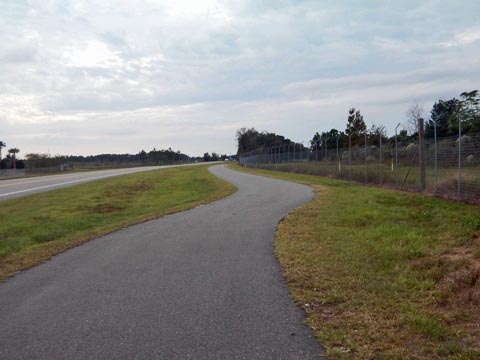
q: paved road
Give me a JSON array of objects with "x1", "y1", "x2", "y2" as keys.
[
  {"x1": 0, "y1": 165, "x2": 324, "y2": 359},
  {"x1": 0, "y1": 164, "x2": 200, "y2": 201}
]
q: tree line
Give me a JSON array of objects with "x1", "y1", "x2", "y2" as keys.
[
  {"x1": 0, "y1": 141, "x2": 22, "y2": 169},
  {"x1": 235, "y1": 128, "x2": 293, "y2": 154},
  {"x1": 236, "y1": 90, "x2": 480, "y2": 154},
  {"x1": 0, "y1": 145, "x2": 230, "y2": 170}
]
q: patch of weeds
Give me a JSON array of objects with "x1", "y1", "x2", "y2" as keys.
[
  {"x1": 32, "y1": 228, "x2": 67, "y2": 243},
  {"x1": 462, "y1": 214, "x2": 480, "y2": 231},
  {"x1": 0, "y1": 237, "x2": 32, "y2": 257},
  {"x1": 103, "y1": 181, "x2": 154, "y2": 198},
  {"x1": 374, "y1": 195, "x2": 400, "y2": 206},
  {"x1": 404, "y1": 312, "x2": 448, "y2": 340},
  {"x1": 411, "y1": 257, "x2": 467, "y2": 282},
  {"x1": 78, "y1": 203, "x2": 126, "y2": 214}
]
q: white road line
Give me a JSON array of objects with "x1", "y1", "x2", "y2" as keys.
[
  {"x1": 0, "y1": 173, "x2": 128, "y2": 198},
  {"x1": 0, "y1": 163, "x2": 206, "y2": 199}
]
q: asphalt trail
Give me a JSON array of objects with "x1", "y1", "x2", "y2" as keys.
[{"x1": 0, "y1": 165, "x2": 324, "y2": 359}]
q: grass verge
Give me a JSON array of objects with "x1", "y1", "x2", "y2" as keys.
[
  {"x1": 229, "y1": 164, "x2": 480, "y2": 359},
  {"x1": 0, "y1": 164, "x2": 235, "y2": 281}
]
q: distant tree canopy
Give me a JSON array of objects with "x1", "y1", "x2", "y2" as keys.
[
  {"x1": 425, "y1": 98, "x2": 462, "y2": 138},
  {"x1": 25, "y1": 153, "x2": 65, "y2": 169},
  {"x1": 20, "y1": 148, "x2": 193, "y2": 169},
  {"x1": 368, "y1": 123, "x2": 388, "y2": 146},
  {"x1": 1, "y1": 153, "x2": 25, "y2": 169},
  {"x1": 391, "y1": 129, "x2": 410, "y2": 147},
  {"x1": 63, "y1": 148, "x2": 190, "y2": 165},
  {"x1": 18, "y1": 149, "x2": 232, "y2": 169},
  {"x1": 236, "y1": 128, "x2": 292, "y2": 154},
  {"x1": 309, "y1": 107, "x2": 388, "y2": 149},
  {"x1": 309, "y1": 129, "x2": 346, "y2": 149},
  {"x1": 345, "y1": 108, "x2": 367, "y2": 145},
  {"x1": 238, "y1": 91, "x2": 480, "y2": 156},
  {"x1": 460, "y1": 90, "x2": 480, "y2": 134},
  {"x1": 203, "y1": 152, "x2": 230, "y2": 161},
  {"x1": 425, "y1": 90, "x2": 479, "y2": 138},
  {"x1": 310, "y1": 132, "x2": 321, "y2": 150}
]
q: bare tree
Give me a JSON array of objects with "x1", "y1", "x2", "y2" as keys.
[{"x1": 405, "y1": 100, "x2": 425, "y2": 135}]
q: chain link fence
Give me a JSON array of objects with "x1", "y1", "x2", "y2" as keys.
[
  {"x1": 239, "y1": 131, "x2": 480, "y2": 202},
  {"x1": 0, "y1": 162, "x2": 145, "y2": 179}
]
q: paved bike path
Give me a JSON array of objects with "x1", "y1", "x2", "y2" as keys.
[{"x1": 0, "y1": 165, "x2": 324, "y2": 359}]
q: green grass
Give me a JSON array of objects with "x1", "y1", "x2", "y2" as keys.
[
  {"x1": 252, "y1": 161, "x2": 480, "y2": 197},
  {"x1": 0, "y1": 164, "x2": 235, "y2": 280},
  {"x1": 229, "y1": 164, "x2": 480, "y2": 359}
]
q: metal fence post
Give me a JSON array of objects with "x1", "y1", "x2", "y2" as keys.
[
  {"x1": 395, "y1": 123, "x2": 400, "y2": 188},
  {"x1": 324, "y1": 135, "x2": 327, "y2": 160},
  {"x1": 336, "y1": 136, "x2": 340, "y2": 175},
  {"x1": 418, "y1": 118, "x2": 426, "y2": 191},
  {"x1": 365, "y1": 132, "x2": 368, "y2": 183},
  {"x1": 434, "y1": 119, "x2": 438, "y2": 192},
  {"x1": 349, "y1": 135, "x2": 352, "y2": 181},
  {"x1": 458, "y1": 114, "x2": 462, "y2": 198},
  {"x1": 379, "y1": 132, "x2": 383, "y2": 186}
]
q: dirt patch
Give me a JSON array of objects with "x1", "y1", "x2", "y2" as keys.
[
  {"x1": 436, "y1": 248, "x2": 480, "y2": 299},
  {"x1": 427, "y1": 246, "x2": 480, "y2": 353},
  {"x1": 100, "y1": 181, "x2": 154, "y2": 199},
  {"x1": 79, "y1": 203, "x2": 126, "y2": 214}
]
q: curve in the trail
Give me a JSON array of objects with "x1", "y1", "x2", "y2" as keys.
[{"x1": 0, "y1": 165, "x2": 324, "y2": 360}]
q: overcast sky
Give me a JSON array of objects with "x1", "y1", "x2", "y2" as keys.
[{"x1": 1, "y1": 0, "x2": 480, "y2": 156}]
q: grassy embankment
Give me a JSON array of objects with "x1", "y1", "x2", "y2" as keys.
[
  {"x1": 0, "y1": 164, "x2": 235, "y2": 281},
  {"x1": 257, "y1": 162, "x2": 480, "y2": 197},
  {"x1": 230, "y1": 164, "x2": 480, "y2": 359}
]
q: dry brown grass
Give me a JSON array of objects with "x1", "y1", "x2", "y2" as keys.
[{"x1": 231, "y1": 164, "x2": 480, "y2": 359}]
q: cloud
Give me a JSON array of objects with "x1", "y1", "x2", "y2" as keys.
[
  {"x1": 442, "y1": 27, "x2": 480, "y2": 47},
  {"x1": 64, "y1": 40, "x2": 123, "y2": 68},
  {"x1": 0, "y1": 0, "x2": 479, "y2": 156},
  {"x1": 0, "y1": 45, "x2": 37, "y2": 63}
]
